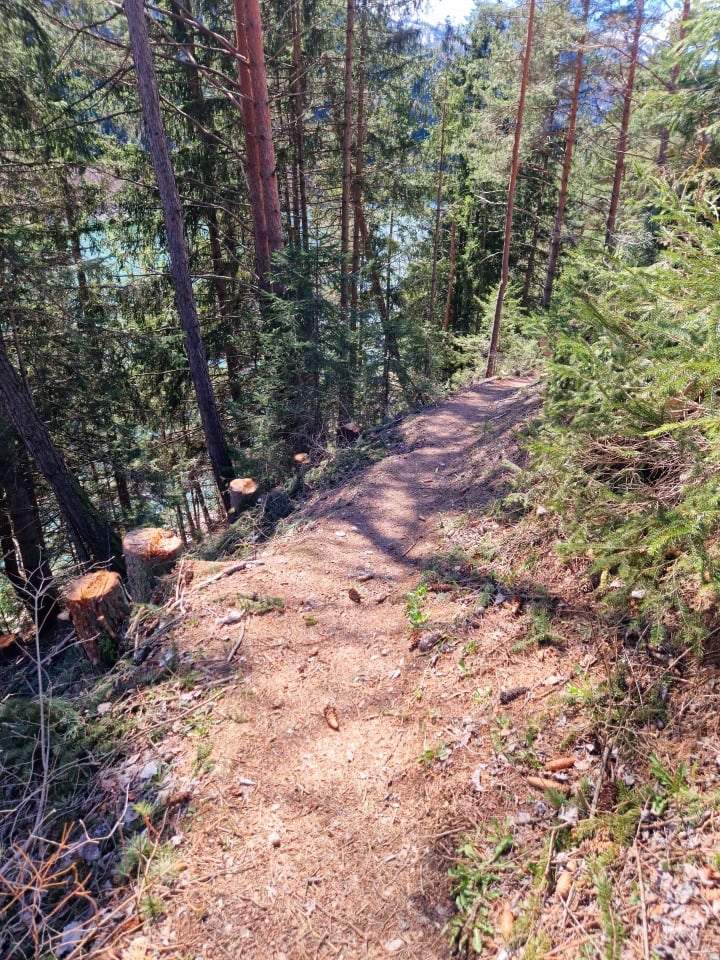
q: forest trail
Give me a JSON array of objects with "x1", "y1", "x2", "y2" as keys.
[{"x1": 147, "y1": 377, "x2": 548, "y2": 958}]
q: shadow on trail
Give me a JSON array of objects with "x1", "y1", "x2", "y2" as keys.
[{"x1": 306, "y1": 379, "x2": 541, "y2": 575}]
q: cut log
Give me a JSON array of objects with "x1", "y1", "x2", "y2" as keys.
[
  {"x1": 66, "y1": 570, "x2": 129, "y2": 666},
  {"x1": 228, "y1": 478, "x2": 259, "y2": 518},
  {"x1": 122, "y1": 527, "x2": 183, "y2": 603}
]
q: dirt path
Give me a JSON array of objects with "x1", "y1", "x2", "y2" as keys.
[{"x1": 151, "y1": 378, "x2": 542, "y2": 959}]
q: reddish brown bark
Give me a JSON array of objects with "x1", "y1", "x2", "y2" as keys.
[
  {"x1": 233, "y1": 0, "x2": 268, "y2": 286},
  {"x1": 605, "y1": 0, "x2": 644, "y2": 250},
  {"x1": 244, "y1": 0, "x2": 283, "y2": 264},
  {"x1": 485, "y1": 0, "x2": 536, "y2": 378}
]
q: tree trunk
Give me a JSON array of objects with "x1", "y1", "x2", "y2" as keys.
[
  {"x1": 485, "y1": 0, "x2": 536, "y2": 378},
  {"x1": 244, "y1": 0, "x2": 284, "y2": 262},
  {"x1": 428, "y1": 71, "x2": 449, "y2": 331},
  {"x1": 1, "y1": 436, "x2": 58, "y2": 628},
  {"x1": 443, "y1": 221, "x2": 457, "y2": 333},
  {"x1": 113, "y1": 463, "x2": 132, "y2": 512},
  {"x1": 62, "y1": 175, "x2": 91, "y2": 316},
  {"x1": 542, "y1": 0, "x2": 588, "y2": 309},
  {"x1": 338, "y1": 0, "x2": 356, "y2": 420},
  {"x1": 207, "y1": 209, "x2": 242, "y2": 404},
  {"x1": 192, "y1": 479, "x2": 212, "y2": 528},
  {"x1": 175, "y1": 505, "x2": 189, "y2": 547},
  {"x1": 233, "y1": 0, "x2": 269, "y2": 287},
  {"x1": 291, "y1": 0, "x2": 309, "y2": 249},
  {"x1": 657, "y1": 0, "x2": 690, "y2": 167},
  {"x1": 0, "y1": 334, "x2": 123, "y2": 570},
  {"x1": 124, "y1": 0, "x2": 234, "y2": 512},
  {"x1": 356, "y1": 203, "x2": 425, "y2": 407},
  {"x1": 122, "y1": 527, "x2": 183, "y2": 603},
  {"x1": 183, "y1": 491, "x2": 199, "y2": 541},
  {"x1": 604, "y1": 0, "x2": 644, "y2": 250},
  {"x1": 519, "y1": 150, "x2": 547, "y2": 307},
  {"x1": 66, "y1": 570, "x2": 129, "y2": 666},
  {"x1": 0, "y1": 493, "x2": 25, "y2": 607}
]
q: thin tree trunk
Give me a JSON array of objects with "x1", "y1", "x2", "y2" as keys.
[
  {"x1": 605, "y1": 0, "x2": 644, "y2": 250},
  {"x1": 113, "y1": 463, "x2": 132, "y2": 512},
  {"x1": 543, "y1": 2, "x2": 588, "y2": 306},
  {"x1": 175, "y1": 505, "x2": 189, "y2": 546},
  {"x1": 485, "y1": 0, "x2": 536, "y2": 378},
  {"x1": 192, "y1": 479, "x2": 212, "y2": 528},
  {"x1": 0, "y1": 494, "x2": 24, "y2": 602},
  {"x1": 124, "y1": 0, "x2": 234, "y2": 512},
  {"x1": 428, "y1": 71, "x2": 449, "y2": 330},
  {"x1": 521, "y1": 151, "x2": 548, "y2": 307},
  {"x1": 350, "y1": 1, "x2": 367, "y2": 319},
  {"x1": 183, "y1": 491, "x2": 199, "y2": 541},
  {"x1": 2, "y1": 440, "x2": 58, "y2": 626},
  {"x1": 62, "y1": 175, "x2": 91, "y2": 315},
  {"x1": 657, "y1": 0, "x2": 690, "y2": 167},
  {"x1": 0, "y1": 333, "x2": 123, "y2": 570},
  {"x1": 338, "y1": 0, "x2": 356, "y2": 419},
  {"x1": 208, "y1": 209, "x2": 242, "y2": 403},
  {"x1": 443, "y1": 220, "x2": 457, "y2": 332},
  {"x1": 291, "y1": 0, "x2": 309, "y2": 249},
  {"x1": 356, "y1": 203, "x2": 424, "y2": 407}
]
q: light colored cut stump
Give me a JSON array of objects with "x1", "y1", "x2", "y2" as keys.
[
  {"x1": 229, "y1": 478, "x2": 259, "y2": 519},
  {"x1": 122, "y1": 527, "x2": 183, "y2": 603},
  {"x1": 66, "y1": 570, "x2": 129, "y2": 666}
]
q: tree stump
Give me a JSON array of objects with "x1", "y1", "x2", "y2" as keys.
[
  {"x1": 337, "y1": 420, "x2": 361, "y2": 445},
  {"x1": 292, "y1": 453, "x2": 309, "y2": 494},
  {"x1": 228, "y1": 478, "x2": 259, "y2": 519},
  {"x1": 66, "y1": 570, "x2": 129, "y2": 666},
  {"x1": 122, "y1": 527, "x2": 183, "y2": 603}
]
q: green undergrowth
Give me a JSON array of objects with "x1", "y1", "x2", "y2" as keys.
[{"x1": 521, "y1": 186, "x2": 720, "y2": 658}]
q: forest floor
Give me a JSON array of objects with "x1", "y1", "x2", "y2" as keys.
[{"x1": 32, "y1": 378, "x2": 720, "y2": 960}]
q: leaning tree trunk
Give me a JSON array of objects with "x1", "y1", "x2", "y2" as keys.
[
  {"x1": 542, "y1": 0, "x2": 588, "y2": 308},
  {"x1": 124, "y1": 0, "x2": 234, "y2": 513},
  {"x1": 485, "y1": 0, "x2": 536, "y2": 378},
  {"x1": 604, "y1": 0, "x2": 644, "y2": 251},
  {"x1": 122, "y1": 527, "x2": 183, "y2": 603},
  {"x1": 0, "y1": 335, "x2": 123, "y2": 571},
  {"x1": 66, "y1": 570, "x2": 129, "y2": 666}
]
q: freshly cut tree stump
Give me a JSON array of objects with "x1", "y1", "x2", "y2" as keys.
[
  {"x1": 66, "y1": 570, "x2": 129, "y2": 666},
  {"x1": 122, "y1": 527, "x2": 183, "y2": 603},
  {"x1": 228, "y1": 478, "x2": 259, "y2": 519}
]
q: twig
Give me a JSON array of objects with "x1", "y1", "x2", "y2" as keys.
[
  {"x1": 226, "y1": 622, "x2": 247, "y2": 662},
  {"x1": 590, "y1": 740, "x2": 613, "y2": 818},
  {"x1": 634, "y1": 840, "x2": 651, "y2": 960},
  {"x1": 196, "y1": 559, "x2": 264, "y2": 590}
]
